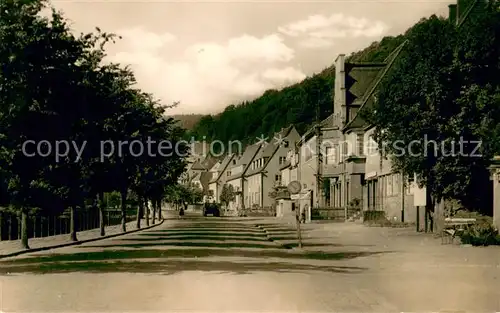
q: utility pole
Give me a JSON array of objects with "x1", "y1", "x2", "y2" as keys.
[
  {"x1": 295, "y1": 146, "x2": 303, "y2": 248},
  {"x1": 315, "y1": 91, "x2": 323, "y2": 212}
]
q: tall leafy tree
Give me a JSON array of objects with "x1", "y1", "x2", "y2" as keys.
[
  {"x1": 366, "y1": 8, "x2": 500, "y2": 225},
  {"x1": 0, "y1": 0, "x2": 90, "y2": 247}
]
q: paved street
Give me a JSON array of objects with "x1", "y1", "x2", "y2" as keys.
[{"x1": 0, "y1": 210, "x2": 499, "y2": 312}]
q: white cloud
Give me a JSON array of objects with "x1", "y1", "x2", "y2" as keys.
[
  {"x1": 262, "y1": 67, "x2": 306, "y2": 85},
  {"x1": 298, "y1": 37, "x2": 334, "y2": 49},
  {"x1": 116, "y1": 26, "x2": 176, "y2": 52},
  {"x1": 279, "y1": 13, "x2": 388, "y2": 48},
  {"x1": 109, "y1": 28, "x2": 305, "y2": 114}
]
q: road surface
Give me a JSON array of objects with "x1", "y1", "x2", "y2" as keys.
[{"x1": 1, "y1": 211, "x2": 499, "y2": 312}]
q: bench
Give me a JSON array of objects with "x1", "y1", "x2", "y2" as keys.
[{"x1": 441, "y1": 217, "x2": 476, "y2": 244}]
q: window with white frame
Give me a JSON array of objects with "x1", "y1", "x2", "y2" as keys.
[
  {"x1": 279, "y1": 156, "x2": 286, "y2": 165},
  {"x1": 325, "y1": 146, "x2": 336, "y2": 165}
]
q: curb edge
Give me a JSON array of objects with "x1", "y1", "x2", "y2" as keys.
[{"x1": 255, "y1": 224, "x2": 298, "y2": 250}]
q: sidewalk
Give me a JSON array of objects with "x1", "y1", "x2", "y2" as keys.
[{"x1": 0, "y1": 218, "x2": 163, "y2": 258}]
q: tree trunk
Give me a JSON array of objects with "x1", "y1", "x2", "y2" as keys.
[
  {"x1": 435, "y1": 199, "x2": 445, "y2": 234},
  {"x1": 136, "y1": 196, "x2": 143, "y2": 229},
  {"x1": 152, "y1": 200, "x2": 156, "y2": 224},
  {"x1": 139, "y1": 199, "x2": 145, "y2": 219},
  {"x1": 21, "y1": 209, "x2": 29, "y2": 249},
  {"x1": 70, "y1": 207, "x2": 78, "y2": 242},
  {"x1": 98, "y1": 192, "x2": 105, "y2": 236},
  {"x1": 425, "y1": 183, "x2": 433, "y2": 232},
  {"x1": 8, "y1": 214, "x2": 12, "y2": 240},
  {"x1": 0, "y1": 211, "x2": 3, "y2": 241},
  {"x1": 157, "y1": 200, "x2": 162, "y2": 220},
  {"x1": 121, "y1": 190, "x2": 127, "y2": 232},
  {"x1": 145, "y1": 199, "x2": 150, "y2": 227}
]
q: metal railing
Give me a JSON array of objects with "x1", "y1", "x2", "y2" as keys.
[{"x1": 0, "y1": 207, "x2": 137, "y2": 241}]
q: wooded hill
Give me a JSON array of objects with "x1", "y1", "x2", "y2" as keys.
[
  {"x1": 170, "y1": 114, "x2": 204, "y2": 131},
  {"x1": 183, "y1": 31, "x2": 406, "y2": 144}
]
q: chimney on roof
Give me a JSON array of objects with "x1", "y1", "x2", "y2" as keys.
[
  {"x1": 449, "y1": 4, "x2": 457, "y2": 25},
  {"x1": 334, "y1": 54, "x2": 346, "y2": 128}
]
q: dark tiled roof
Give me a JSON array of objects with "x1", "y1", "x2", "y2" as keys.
[
  {"x1": 208, "y1": 154, "x2": 234, "y2": 183},
  {"x1": 238, "y1": 144, "x2": 260, "y2": 167},
  {"x1": 201, "y1": 154, "x2": 221, "y2": 170},
  {"x1": 246, "y1": 126, "x2": 294, "y2": 176},
  {"x1": 199, "y1": 171, "x2": 212, "y2": 192},
  {"x1": 226, "y1": 144, "x2": 262, "y2": 181},
  {"x1": 190, "y1": 160, "x2": 205, "y2": 170},
  {"x1": 348, "y1": 66, "x2": 385, "y2": 104},
  {"x1": 344, "y1": 41, "x2": 407, "y2": 131}
]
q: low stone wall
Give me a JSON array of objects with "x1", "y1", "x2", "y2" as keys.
[{"x1": 242, "y1": 206, "x2": 276, "y2": 217}]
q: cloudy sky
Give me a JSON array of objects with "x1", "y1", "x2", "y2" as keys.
[{"x1": 51, "y1": 0, "x2": 450, "y2": 115}]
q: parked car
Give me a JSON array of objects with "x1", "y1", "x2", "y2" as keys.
[{"x1": 203, "y1": 202, "x2": 220, "y2": 217}]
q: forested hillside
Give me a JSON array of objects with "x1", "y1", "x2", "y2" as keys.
[
  {"x1": 170, "y1": 114, "x2": 203, "y2": 130},
  {"x1": 185, "y1": 32, "x2": 407, "y2": 145}
]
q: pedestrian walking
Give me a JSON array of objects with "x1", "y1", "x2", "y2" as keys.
[{"x1": 179, "y1": 206, "x2": 185, "y2": 219}]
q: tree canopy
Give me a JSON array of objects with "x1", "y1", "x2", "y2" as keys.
[
  {"x1": 365, "y1": 3, "x2": 500, "y2": 213},
  {"x1": 0, "y1": 0, "x2": 188, "y2": 248}
]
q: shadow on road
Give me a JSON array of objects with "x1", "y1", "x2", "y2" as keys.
[
  {"x1": 0, "y1": 217, "x2": 394, "y2": 275},
  {"x1": 154, "y1": 228, "x2": 266, "y2": 233},
  {"x1": 139, "y1": 231, "x2": 269, "y2": 237},
  {"x1": 79, "y1": 242, "x2": 285, "y2": 249},
  {"x1": 0, "y1": 247, "x2": 390, "y2": 264},
  {"x1": 0, "y1": 259, "x2": 368, "y2": 275},
  {"x1": 123, "y1": 236, "x2": 272, "y2": 242}
]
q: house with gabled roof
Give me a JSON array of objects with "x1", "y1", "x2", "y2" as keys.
[
  {"x1": 293, "y1": 48, "x2": 410, "y2": 223},
  {"x1": 207, "y1": 153, "x2": 236, "y2": 203},
  {"x1": 295, "y1": 115, "x2": 337, "y2": 222},
  {"x1": 190, "y1": 154, "x2": 221, "y2": 196},
  {"x1": 178, "y1": 140, "x2": 209, "y2": 186},
  {"x1": 276, "y1": 148, "x2": 300, "y2": 217},
  {"x1": 329, "y1": 0, "x2": 486, "y2": 224},
  {"x1": 225, "y1": 143, "x2": 263, "y2": 212},
  {"x1": 179, "y1": 153, "x2": 220, "y2": 194},
  {"x1": 333, "y1": 44, "x2": 407, "y2": 219},
  {"x1": 245, "y1": 126, "x2": 301, "y2": 210}
]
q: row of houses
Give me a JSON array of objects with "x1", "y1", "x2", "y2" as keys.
[{"x1": 181, "y1": 0, "x2": 498, "y2": 227}]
